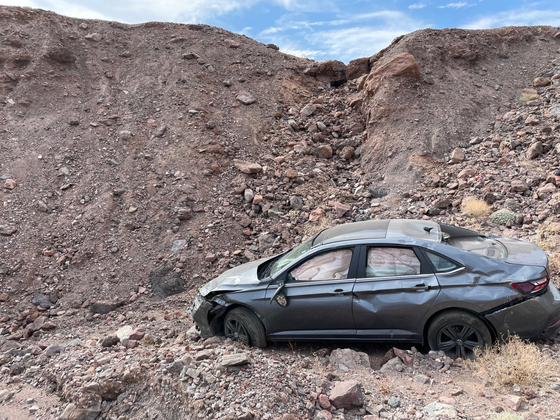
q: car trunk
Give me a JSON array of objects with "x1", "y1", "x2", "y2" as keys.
[{"x1": 447, "y1": 236, "x2": 548, "y2": 268}]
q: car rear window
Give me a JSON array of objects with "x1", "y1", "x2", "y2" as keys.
[
  {"x1": 447, "y1": 236, "x2": 507, "y2": 260},
  {"x1": 425, "y1": 251, "x2": 461, "y2": 272}
]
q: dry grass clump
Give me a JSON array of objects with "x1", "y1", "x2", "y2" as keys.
[
  {"x1": 462, "y1": 197, "x2": 491, "y2": 218},
  {"x1": 535, "y1": 218, "x2": 560, "y2": 251},
  {"x1": 535, "y1": 219, "x2": 560, "y2": 274},
  {"x1": 470, "y1": 335, "x2": 559, "y2": 389},
  {"x1": 304, "y1": 216, "x2": 331, "y2": 236}
]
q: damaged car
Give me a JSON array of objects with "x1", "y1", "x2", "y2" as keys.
[{"x1": 191, "y1": 219, "x2": 560, "y2": 357}]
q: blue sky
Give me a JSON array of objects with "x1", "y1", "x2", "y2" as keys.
[{"x1": 1, "y1": 0, "x2": 559, "y2": 63}]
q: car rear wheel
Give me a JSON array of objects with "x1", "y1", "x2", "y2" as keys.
[
  {"x1": 224, "y1": 307, "x2": 267, "y2": 348},
  {"x1": 427, "y1": 311, "x2": 492, "y2": 358}
]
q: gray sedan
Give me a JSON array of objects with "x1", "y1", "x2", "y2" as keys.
[{"x1": 192, "y1": 219, "x2": 560, "y2": 357}]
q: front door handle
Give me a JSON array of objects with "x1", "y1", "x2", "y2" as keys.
[
  {"x1": 330, "y1": 288, "x2": 345, "y2": 295},
  {"x1": 412, "y1": 283, "x2": 429, "y2": 291}
]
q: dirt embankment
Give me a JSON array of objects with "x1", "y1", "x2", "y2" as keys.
[{"x1": 2, "y1": 6, "x2": 560, "y2": 420}]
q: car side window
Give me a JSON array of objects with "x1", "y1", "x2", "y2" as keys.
[
  {"x1": 290, "y1": 249, "x2": 353, "y2": 281},
  {"x1": 425, "y1": 251, "x2": 460, "y2": 273},
  {"x1": 365, "y1": 247, "x2": 420, "y2": 277}
]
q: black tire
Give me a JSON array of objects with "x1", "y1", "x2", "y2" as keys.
[
  {"x1": 224, "y1": 307, "x2": 267, "y2": 348},
  {"x1": 427, "y1": 310, "x2": 492, "y2": 358}
]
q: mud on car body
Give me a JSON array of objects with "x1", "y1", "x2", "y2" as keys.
[{"x1": 192, "y1": 219, "x2": 560, "y2": 357}]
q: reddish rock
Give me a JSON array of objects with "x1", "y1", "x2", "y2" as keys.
[
  {"x1": 365, "y1": 53, "x2": 420, "y2": 94},
  {"x1": 312, "y1": 133, "x2": 326, "y2": 143},
  {"x1": 511, "y1": 180, "x2": 529, "y2": 192},
  {"x1": 334, "y1": 202, "x2": 351, "y2": 218},
  {"x1": 534, "y1": 77, "x2": 551, "y2": 87},
  {"x1": 347, "y1": 57, "x2": 369, "y2": 80},
  {"x1": 537, "y1": 183, "x2": 556, "y2": 198},
  {"x1": 224, "y1": 39, "x2": 240, "y2": 48},
  {"x1": 313, "y1": 60, "x2": 347, "y2": 84},
  {"x1": 129, "y1": 328, "x2": 145, "y2": 341},
  {"x1": 329, "y1": 380, "x2": 364, "y2": 410},
  {"x1": 309, "y1": 208, "x2": 325, "y2": 222},
  {"x1": 4, "y1": 179, "x2": 17, "y2": 189},
  {"x1": 502, "y1": 394, "x2": 522, "y2": 411},
  {"x1": 525, "y1": 116, "x2": 540, "y2": 125},
  {"x1": 526, "y1": 141, "x2": 543, "y2": 159},
  {"x1": 340, "y1": 146, "x2": 355, "y2": 160},
  {"x1": 239, "y1": 218, "x2": 252, "y2": 228},
  {"x1": 347, "y1": 122, "x2": 364, "y2": 133},
  {"x1": 315, "y1": 145, "x2": 333, "y2": 159},
  {"x1": 285, "y1": 169, "x2": 298, "y2": 179},
  {"x1": 0, "y1": 293, "x2": 8, "y2": 302},
  {"x1": 434, "y1": 198, "x2": 452, "y2": 209},
  {"x1": 234, "y1": 159, "x2": 262, "y2": 174},
  {"x1": 450, "y1": 148, "x2": 465, "y2": 163},
  {"x1": 41, "y1": 321, "x2": 56, "y2": 330},
  {"x1": 300, "y1": 103, "x2": 317, "y2": 117},
  {"x1": 236, "y1": 92, "x2": 256, "y2": 105},
  {"x1": 319, "y1": 394, "x2": 331, "y2": 409},
  {"x1": 457, "y1": 169, "x2": 476, "y2": 179}
]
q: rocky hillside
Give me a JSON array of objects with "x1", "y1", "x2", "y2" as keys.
[{"x1": 2, "y1": 5, "x2": 560, "y2": 420}]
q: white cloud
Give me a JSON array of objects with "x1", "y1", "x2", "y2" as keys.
[
  {"x1": 464, "y1": 8, "x2": 560, "y2": 28},
  {"x1": 271, "y1": 0, "x2": 339, "y2": 13},
  {"x1": 259, "y1": 9, "x2": 426, "y2": 63},
  {"x1": 439, "y1": 2, "x2": 468, "y2": 9},
  {"x1": 309, "y1": 26, "x2": 416, "y2": 62},
  {"x1": 408, "y1": 2, "x2": 428, "y2": 9},
  {"x1": 281, "y1": 46, "x2": 325, "y2": 59},
  {"x1": 0, "y1": 0, "x2": 39, "y2": 6},
  {"x1": 0, "y1": 0, "x2": 261, "y2": 23},
  {"x1": 45, "y1": 0, "x2": 111, "y2": 20}
]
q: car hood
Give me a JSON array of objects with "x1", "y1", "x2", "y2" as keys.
[
  {"x1": 198, "y1": 256, "x2": 274, "y2": 297},
  {"x1": 497, "y1": 237, "x2": 548, "y2": 267}
]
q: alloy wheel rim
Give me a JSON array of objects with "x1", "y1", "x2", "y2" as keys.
[
  {"x1": 225, "y1": 319, "x2": 250, "y2": 345},
  {"x1": 436, "y1": 323, "x2": 483, "y2": 358}
]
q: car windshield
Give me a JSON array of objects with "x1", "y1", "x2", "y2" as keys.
[{"x1": 265, "y1": 235, "x2": 316, "y2": 277}]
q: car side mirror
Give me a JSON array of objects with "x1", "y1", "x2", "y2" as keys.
[{"x1": 270, "y1": 281, "x2": 287, "y2": 306}]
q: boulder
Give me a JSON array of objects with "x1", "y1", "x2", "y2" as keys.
[
  {"x1": 329, "y1": 348, "x2": 370, "y2": 370},
  {"x1": 329, "y1": 380, "x2": 364, "y2": 409},
  {"x1": 236, "y1": 92, "x2": 256, "y2": 105},
  {"x1": 526, "y1": 141, "x2": 543, "y2": 159},
  {"x1": 234, "y1": 160, "x2": 262, "y2": 174},
  {"x1": 450, "y1": 148, "x2": 465, "y2": 163}
]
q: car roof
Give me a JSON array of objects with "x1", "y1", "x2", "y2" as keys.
[{"x1": 313, "y1": 219, "x2": 442, "y2": 246}]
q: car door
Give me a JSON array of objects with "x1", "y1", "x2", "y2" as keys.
[
  {"x1": 265, "y1": 247, "x2": 357, "y2": 339},
  {"x1": 352, "y1": 245, "x2": 440, "y2": 341}
]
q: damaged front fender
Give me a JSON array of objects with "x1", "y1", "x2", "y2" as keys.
[{"x1": 191, "y1": 293, "x2": 230, "y2": 338}]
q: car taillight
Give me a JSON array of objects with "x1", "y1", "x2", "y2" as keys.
[{"x1": 512, "y1": 276, "x2": 549, "y2": 294}]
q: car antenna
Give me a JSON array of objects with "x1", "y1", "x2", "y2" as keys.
[{"x1": 424, "y1": 227, "x2": 433, "y2": 233}]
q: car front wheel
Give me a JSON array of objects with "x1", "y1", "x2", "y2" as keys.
[
  {"x1": 427, "y1": 311, "x2": 492, "y2": 358},
  {"x1": 224, "y1": 307, "x2": 267, "y2": 348}
]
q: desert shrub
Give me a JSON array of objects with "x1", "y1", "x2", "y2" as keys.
[
  {"x1": 470, "y1": 335, "x2": 559, "y2": 389},
  {"x1": 462, "y1": 197, "x2": 491, "y2": 218},
  {"x1": 490, "y1": 209, "x2": 515, "y2": 225},
  {"x1": 491, "y1": 413, "x2": 523, "y2": 420}
]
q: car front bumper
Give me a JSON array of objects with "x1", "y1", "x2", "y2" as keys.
[{"x1": 191, "y1": 294, "x2": 215, "y2": 338}]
